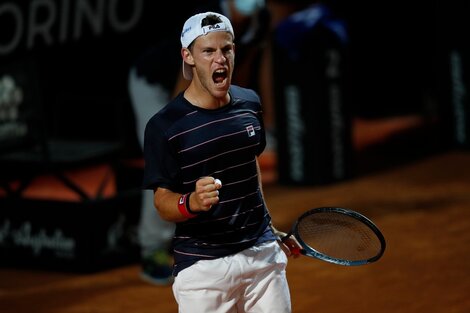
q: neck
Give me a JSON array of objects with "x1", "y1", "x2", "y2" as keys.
[{"x1": 184, "y1": 85, "x2": 230, "y2": 109}]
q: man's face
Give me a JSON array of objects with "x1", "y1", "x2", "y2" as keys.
[{"x1": 190, "y1": 31, "x2": 235, "y2": 98}]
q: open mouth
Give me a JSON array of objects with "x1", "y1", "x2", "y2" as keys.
[{"x1": 213, "y1": 69, "x2": 227, "y2": 84}]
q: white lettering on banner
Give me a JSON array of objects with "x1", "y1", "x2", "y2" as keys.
[
  {"x1": 450, "y1": 50, "x2": 467, "y2": 145},
  {"x1": 106, "y1": 213, "x2": 128, "y2": 252},
  {"x1": 0, "y1": 3, "x2": 23, "y2": 55},
  {"x1": 285, "y1": 85, "x2": 305, "y2": 182},
  {"x1": 326, "y1": 49, "x2": 345, "y2": 180},
  {"x1": 0, "y1": 75, "x2": 28, "y2": 141},
  {"x1": 0, "y1": 0, "x2": 144, "y2": 55},
  {"x1": 0, "y1": 219, "x2": 10, "y2": 243},
  {"x1": 0, "y1": 219, "x2": 76, "y2": 258}
]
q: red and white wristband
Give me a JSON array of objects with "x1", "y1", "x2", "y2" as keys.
[{"x1": 178, "y1": 193, "x2": 198, "y2": 218}]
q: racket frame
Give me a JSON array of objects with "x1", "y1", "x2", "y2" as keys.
[{"x1": 286, "y1": 207, "x2": 386, "y2": 266}]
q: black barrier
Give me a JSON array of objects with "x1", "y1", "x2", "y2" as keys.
[
  {"x1": 272, "y1": 4, "x2": 353, "y2": 185},
  {"x1": 0, "y1": 163, "x2": 142, "y2": 272},
  {"x1": 0, "y1": 195, "x2": 140, "y2": 272}
]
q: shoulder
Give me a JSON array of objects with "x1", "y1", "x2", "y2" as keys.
[
  {"x1": 147, "y1": 93, "x2": 193, "y2": 130},
  {"x1": 229, "y1": 85, "x2": 260, "y2": 103}
]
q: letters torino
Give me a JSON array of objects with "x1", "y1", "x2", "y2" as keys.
[{"x1": 0, "y1": 0, "x2": 144, "y2": 55}]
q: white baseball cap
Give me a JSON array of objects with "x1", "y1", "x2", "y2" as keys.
[{"x1": 180, "y1": 12, "x2": 235, "y2": 80}]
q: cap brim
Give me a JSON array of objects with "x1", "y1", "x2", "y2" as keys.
[{"x1": 182, "y1": 61, "x2": 192, "y2": 80}]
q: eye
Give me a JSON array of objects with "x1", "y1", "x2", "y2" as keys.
[{"x1": 203, "y1": 48, "x2": 215, "y2": 55}]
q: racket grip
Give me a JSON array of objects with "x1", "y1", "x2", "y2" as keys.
[{"x1": 291, "y1": 247, "x2": 301, "y2": 256}]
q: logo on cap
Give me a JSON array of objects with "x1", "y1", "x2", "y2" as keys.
[{"x1": 208, "y1": 24, "x2": 221, "y2": 31}]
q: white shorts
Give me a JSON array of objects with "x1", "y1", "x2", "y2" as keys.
[{"x1": 172, "y1": 240, "x2": 291, "y2": 313}]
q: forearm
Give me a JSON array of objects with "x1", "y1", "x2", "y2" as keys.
[
  {"x1": 154, "y1": 177, "x2": 222, "y2": 222},
  {"x1": 154, "y1": 187, "x2": 190, "y2": 222}
]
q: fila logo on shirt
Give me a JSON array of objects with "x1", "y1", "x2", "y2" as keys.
[{"x1": 246, "y1": 125, "x2": 255, "y2": 137}]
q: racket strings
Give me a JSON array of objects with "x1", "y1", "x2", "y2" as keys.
[{"x1": 297, "y1": 213, "x2": 382, "y2": 261}]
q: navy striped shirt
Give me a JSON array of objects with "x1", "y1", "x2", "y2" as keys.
[{"x1": 143, "y1": 85, "x2": 276, "y2": 276}]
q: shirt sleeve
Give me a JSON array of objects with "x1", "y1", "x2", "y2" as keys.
[{"x1": 142, "y1": 114, "x2": 181, "y2": 191}]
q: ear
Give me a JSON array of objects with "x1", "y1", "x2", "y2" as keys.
[{"x1": 181, "y1": 48, "x2": 194, "y2": 66}]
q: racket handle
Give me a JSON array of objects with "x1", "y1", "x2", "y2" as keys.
[{"x1": 291, "y1": 247, "x2": 301, "y2": 256}]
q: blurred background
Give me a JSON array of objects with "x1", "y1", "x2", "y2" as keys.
[
  {"x1": 0, "y1": 0, "x2": 468, "y2": 278},
  {"x1": 1, "y1": 1, "x2": 470, "y2": 313}
]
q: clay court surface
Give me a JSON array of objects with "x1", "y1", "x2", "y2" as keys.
[{"x1": 1, "y1": 150, "x2": 469, "y2": 313}]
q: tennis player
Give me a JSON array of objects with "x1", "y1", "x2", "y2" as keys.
[{"x1": 142, "y1": 11, "x2": 301, "y2": 312}]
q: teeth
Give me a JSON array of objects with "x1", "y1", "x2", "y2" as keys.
[{"x1": 215, "y1": 69, "x2": 224, "y2": 73}]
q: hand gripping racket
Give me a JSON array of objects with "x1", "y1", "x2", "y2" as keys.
[{"x1": 282, "y1": 207, "x2": 386, "y2": 266}]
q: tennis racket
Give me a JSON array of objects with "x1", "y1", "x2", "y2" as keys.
[{"x1": 282, "y1": 207, "x2": 386, "y2": 266}]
